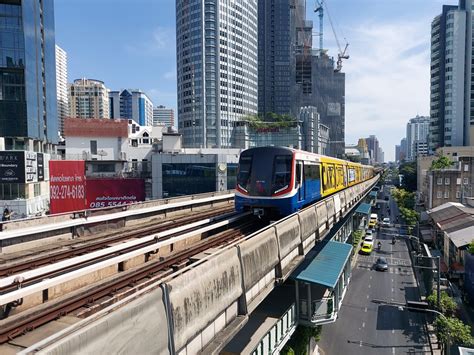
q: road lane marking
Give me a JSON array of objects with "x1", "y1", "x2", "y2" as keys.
[
  {"x1": 362, "y1": 322, "x2": 365, "y2": 328},
  {"x1": 370, "y1": 275, "x2": 372, "y2": 280},
  {"x1": 392, "y1": 329, "x2": 395, "y2": 334},
  {"x1": 364, "y1": 307, "x2": 367, "y2": 313},
  {"x1": 360, "y1": 341, "x2": 362, "y2": 347},
  {"x1": 368, "y1": 284, "x2": 371, "y2": 288},
  {"x1": 367, "y1": 295, "x2": 369, "y2": 299},
  {"x1": 392, "y1": 347, "x2": 395, "y2": 354},
  {"x1": 391, "y1": 278, "x2": 394, "y2": 282}
]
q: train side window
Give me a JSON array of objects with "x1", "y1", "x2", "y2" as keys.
[{"x1": 295, "y1": 162, "x2": 302, "y2": 188}]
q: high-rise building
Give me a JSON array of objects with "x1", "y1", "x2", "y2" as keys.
[
  {"x1": 109, "y1": 89, "x2": 153, "y2": 126},
  {"x1": 69, "y1": 79, "x2": 110, "y2": 119},
  {"x1": 153, "y1": 105, "x2": 174, "y2": 127},
  {"x1": 395, "y1": 145, "x2": 401, "y2": 162},
  {"x1": 300, "y1": 54, "x2": 345, "y2": 157},
  {"x1": 406, "y1": 115, "x2": 430, "y2": 161},
  {"x1": 0, "y1": 0, "x2": 57, "y2": 217},
  {"x1": 377, "y1": 146, "x2": 384, "y2": 164},
  {"x1": 365, "y1": 135, "x2": 380, "y2": 165},
  {"x1": 176, "y1": 0, "x2": 258, "y2": 148},
  {"x1": 258, "y1": 0, "x2": 302, "y2": 116},
  {"x1": 400, "y1": 138, "x2": 407, "y2": 161},
  {"x1": 56, "y1": 45, "x2": 68, "y2": 136},
  {"x1": 0, "y1": 0, "x2": 58, "y2": 148},
  {"x1": 429, "y1": 0, "x2": 474, "y2": 151}
]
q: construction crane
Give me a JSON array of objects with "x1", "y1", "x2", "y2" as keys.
[
  {"x1": 314, "y1": 0, "x2": 350, "y2": 72},
  {"x1": 314, "y1": 0, "x2": 324, "y2": 54}
]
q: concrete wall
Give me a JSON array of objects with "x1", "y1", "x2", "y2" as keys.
[{"x1": 21, "y1": 176, "x2": 379, "y2": 355}]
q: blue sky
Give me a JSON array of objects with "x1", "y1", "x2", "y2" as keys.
[{"x1": 55, "y1": 0, "x2": 458, "y2": 161}]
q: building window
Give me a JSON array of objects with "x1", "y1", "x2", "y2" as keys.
[
  {"x1": 437, "y1": 178, "x2": 443, "y2": 185},
  {"x1": 92, "y1": 163, "x2": 115, "y2": 173},
  {"x1": 445, "y1": 178, "x2": 450, "y2": 185},
  {"x1": 444, "y1": 191, "x2": 449, "y2": 198},
  {"x1": 457, "y1": 178, "x2": 461, "y2": 185},
  {"x1": 456, "y1": 191, "x2": 461, "y2": 198},
  {"x1": 90, "y1": 140, "x2": 97, "y2": 155},
  {"x1": 464, "y1": 178, "x2": 469, "y2": 185},
  {"x1": 437, "y1": 191, "x2": 443, "y2": 198},
  {"x1": 34, "y1": 183, "x2": 41, "y2": 197},
  {"x1": 465, "y1": 164, "x2": 469, "y2": 172}
]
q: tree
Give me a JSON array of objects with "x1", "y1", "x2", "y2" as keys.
[
  {"x1": 434, "y1": 316, "x2": 474, "y2": 347},
  {"x1": 468, "y1": 240, "x2": 474, "y2": 255},
  {"x1": 427, "y1": 291, "x2": 457, "y2": 316},
  {"x1": 431, "y1": 155, "x2": 453, "y2": 170},
  {"x1": 399, "y1": 161, "x2": 417, "y2": 192}
]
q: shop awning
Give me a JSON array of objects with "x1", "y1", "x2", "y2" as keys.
[
  {"x1": 292, "y1": 240, "x2": 352, "y2": 289},
  {"x1": 355, "y1": 203, "x2": 371, "y2": 216}
]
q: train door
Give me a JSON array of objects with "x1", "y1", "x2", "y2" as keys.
[{"x1": 296, "y1": 161, "x2": 305, "y2": 202}]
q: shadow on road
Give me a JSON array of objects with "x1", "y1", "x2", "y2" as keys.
[{"x1": 375, "y1": 305, "x2": 428, "y2": 345}]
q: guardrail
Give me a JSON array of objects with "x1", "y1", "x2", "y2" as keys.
[
  {"x1": 0, "y1": 190, "x2": 235, "y2": 251},
  {"x1": 20, "y1": 175, "x2": 380, "y2": 355}
]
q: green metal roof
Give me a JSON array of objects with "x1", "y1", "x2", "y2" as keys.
[
  {"x1": 292, "y1": 240, "x2": 352, "y2": 288},
  {"x1": 369, "y1": 191, "x2": 378, "y2": 198},
  {"x1": 355, "y1": 202, "x2": 371, "y2": 215}
]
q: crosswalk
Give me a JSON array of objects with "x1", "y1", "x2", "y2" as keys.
[{"x1": 357, "y1": 256, "x2": 414, "y2": 276}]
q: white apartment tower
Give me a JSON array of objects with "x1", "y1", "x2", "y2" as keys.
[
  {"x1": 406, "y1": 115, "x2": 430, "y2": 161},
  {"x1": 68, "y1": 78, "x2": 110, "y2": 119},
  {"x1": 153, "y1": 105, "x2": 174, "y2": 127},
  {"x1": 429, "y1": 0, "x2": 474, "y2": 151},
  {"x1": 176, "y1": 0, "x2": 258, "y2": 148},
  {"x1": 55, "y1": 45, "x2": 69, "y2": 136}
]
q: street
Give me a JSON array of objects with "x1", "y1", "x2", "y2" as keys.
[{"x1": 319, "y1": 186, "x2": 431, "y2": 355}]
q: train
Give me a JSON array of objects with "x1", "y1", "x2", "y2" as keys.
[{"x1": 235, "y1": 146, "x2": 375, "y2": 217}]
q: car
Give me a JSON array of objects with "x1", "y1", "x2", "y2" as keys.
[
  {"x1": 366, "y1": 229, "x2": 373, "y2": 237},
  {"x1": 368, "y1": 219, "x2": 377, "y2": 228},
  {"x1": 360, "y1": 242, "x2": 373, "y2": 255},
  {"x1": 363, "y1": 236, "x2": 374, "y2": 245},
  {"x1": 375, "y1": 257, "x2": 388, "y2": 271},
  {"x1": 381, "y1": 217, "x2": 391, "y2": 227}
]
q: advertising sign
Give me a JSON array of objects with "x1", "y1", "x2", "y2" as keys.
[
  {"x1": 0, "y1": 151, "x2": 25, "y2": 183},
  {"x1": 49, "y1": 160, "x2": 87, "y2": 214},
  {"x1": 37, "y1": 153, "x2": 44, "y2": 181},
  {"x1": 86, "y1": 178, "x2": 145, "y2": 209},
  {"x1": 25, "y1": 151, "x2": 37, "y2": 183}
]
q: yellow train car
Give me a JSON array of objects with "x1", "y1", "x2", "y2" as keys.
[{"x1": 320, "y1": 156, "x2": 375, "y2": 198}]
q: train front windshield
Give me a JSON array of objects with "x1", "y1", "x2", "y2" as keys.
[{"x1": 237, "y1": 150, "x2": 293, "y2": 196}]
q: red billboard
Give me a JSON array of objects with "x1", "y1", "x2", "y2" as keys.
[
  {"x1": 86, "y1": 178, "x2": 145, "y2": 209},
  {"x1": 49, "y1": 161, "x2": 87, "y2": 214}
]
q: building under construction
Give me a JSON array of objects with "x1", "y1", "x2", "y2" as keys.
[{"x1": 257, "y1": 0, "x2": 346, "y2": 158}]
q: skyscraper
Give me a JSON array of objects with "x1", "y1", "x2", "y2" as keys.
[
  {"x1": 69, "y1": 79, "x2": 110, "y2": 119},
  {"x1": 176, "y1": 0, "x2": 258, "y2": 148},
  {"x1": 109, "y1": 89, "x2": 154, "y2": 126},
  {"x1": 0, "y1": 0, "x2": 58, "y2": 148},
  {"x1": 258, "y1": 0, "x2": 303, "y2": 116},
  {"x1": 429, "y1": 0, "x2": 474, "y2": 151},
  {"x1": 56, "y1": 45, "x2": 69, "y2": 136},
  {"x1": 406, "y1": 115, "x2": 430, "y2": 161},
  {"x1": 153, "y1": 105, "x2": 174, "y2": 127},
  {"x1": 365, "y1": 135, "x2": 379, "y2": 165}
]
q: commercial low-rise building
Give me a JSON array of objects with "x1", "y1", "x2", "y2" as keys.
[{"x1": 418, "y1": 146, "x2": 474, "y2": 209}]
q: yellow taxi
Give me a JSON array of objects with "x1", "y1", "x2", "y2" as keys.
[
  {"x1": 360, "y1": 242, "x2": 373, "y2": 255},
  {"x1": 368, "y1": 213, "x2": 378, "y2": 228}
]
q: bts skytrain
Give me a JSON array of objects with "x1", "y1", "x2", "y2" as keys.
[{"x1": 235, "y1": 146, "x2": 375, "y2": 217}]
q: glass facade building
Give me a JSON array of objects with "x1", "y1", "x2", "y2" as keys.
[
  {"x1": 109, "y1": 89, "x2": 154, "y2": 126},
  {"x1": 0, "y1": 0, "x2": 58, "y2": 145},
  {"x1": 176, "y1": 0, "x2": 258, "y2": 148}
]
